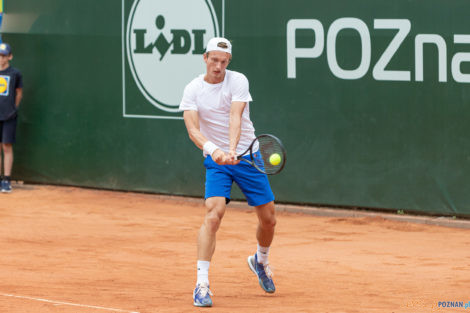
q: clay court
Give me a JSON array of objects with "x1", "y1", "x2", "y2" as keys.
[{"x1": 0, "y1": 184, "x2": 469, "y2": 313}]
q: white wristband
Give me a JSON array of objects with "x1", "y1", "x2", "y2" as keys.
[{"x1": 203, "y1": 141, "x2": 218, "y2": 156}]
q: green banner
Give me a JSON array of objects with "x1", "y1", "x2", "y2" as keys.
[{"x1": 2, "y1": 0, "x2": 470, "y2": 216}]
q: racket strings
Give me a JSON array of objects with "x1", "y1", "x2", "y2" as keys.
[{"x1": 255, "y1": 135, "x2": 285, "y2": 175}]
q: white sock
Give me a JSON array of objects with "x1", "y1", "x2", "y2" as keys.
[
  {"x1": 197, "y1": 260, "x2": 210, "y2": 285},
  {"x1": 256, "y1": 244, "x2": 270, "y2": 265}
]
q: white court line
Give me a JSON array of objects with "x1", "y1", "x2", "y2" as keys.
[{"x1": 0, "y1": 293, "x2": 140, "y2": 313}]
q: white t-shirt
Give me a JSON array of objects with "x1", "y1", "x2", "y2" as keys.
[{"x1": 179, "y1": 70, "x2": 256, "y2": 156}]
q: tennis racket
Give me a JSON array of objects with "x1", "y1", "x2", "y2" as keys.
[{"x1": 236, "y1": 134, "x2": 286, "y2": 175}]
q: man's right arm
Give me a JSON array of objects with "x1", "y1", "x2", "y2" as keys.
[{"x1": 183, "y1": 110, "x2": 227, "y2": 164}]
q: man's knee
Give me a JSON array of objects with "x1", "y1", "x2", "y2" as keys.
[
  {"x1": 204, "y1": 213, "x2": 222, "y2": 233},
  {"x1": 204, "y1": 197, "x2": 226, "y2": 233},
  {"x1": 261, "y1": 214, "x2": 276, "y2": 229},
  {"x1": 256, "y1": 202, "x2": 276, "y2": 229}
]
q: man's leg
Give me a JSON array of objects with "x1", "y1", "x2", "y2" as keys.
[
  {"x1": 231, "y1": 156, "x2": 277, "y2": 293},
  {"x1": 198, "y1": 196, "x2": 227, "y2": 261},
  {"x1": 255, "y1": 201, "x2": 276, "y2": 267},
  {"x1": 194, "y1": 196, "x2": 226, "y2": 307},
  {"x1": 247, "y1": 200, "x2": 277, "y2": 293},
  {"x1": 255, "y1": 201, "x2": 276, "y2": 248}
]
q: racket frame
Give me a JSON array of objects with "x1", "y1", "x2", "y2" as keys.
[{"x1": 236, "y1": 134, "x2": 286, "y2": 175}]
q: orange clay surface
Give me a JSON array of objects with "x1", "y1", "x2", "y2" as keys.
[{"x1": 0, "y1": 184, "x2": 469, "y2": 313}]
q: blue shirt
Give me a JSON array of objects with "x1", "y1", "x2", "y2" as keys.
[{"x1": 0, "y1": 66, "x2": 23, "y2": 121}]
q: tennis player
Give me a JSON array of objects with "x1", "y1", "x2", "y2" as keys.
[{"x1": 179, "y1": 37, "x2": 276, "y2": 307}]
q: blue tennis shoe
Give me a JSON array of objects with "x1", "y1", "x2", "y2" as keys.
[
  {"x1": 247, "y1": 254, "x2": 275, "y2": 293},
  {"x1": 1, "y1": 180, "x2": 11, "y2": 193},
  {"x1": 193, "y1": 283, "x2": 213, "y2": 307}
]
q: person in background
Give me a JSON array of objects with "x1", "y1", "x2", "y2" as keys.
[{"x1": 0, "y1": 43, "x2": 23, "y2": 193}]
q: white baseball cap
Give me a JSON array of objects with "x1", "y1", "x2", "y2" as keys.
[{"x1": 205, "y1": 37, "x2": 232, "y2": 55}]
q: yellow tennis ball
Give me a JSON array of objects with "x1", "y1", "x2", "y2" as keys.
[{"x1": 269, "y1": 153, "x2": 281, "y2": 166}]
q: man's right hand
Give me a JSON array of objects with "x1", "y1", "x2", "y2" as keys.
[{"x1": 212, "y1": 149, "x2": 228, "y2": 165}]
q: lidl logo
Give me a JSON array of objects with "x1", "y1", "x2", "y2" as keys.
[
  {"x1": 124, "y1": 0, "x2": 221, "y2": 117},
  {"x1": 0, "y1": 76, "x2": 9, "y2": 96},
  {"x1": 133, "y1": 15, "x2": 207, "y2": 61}
]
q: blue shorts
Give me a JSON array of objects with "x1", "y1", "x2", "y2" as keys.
[
  {"x1": 204, "y1": 152, "x2": 275, "y2": 207},
  {"x1": 0, "y1": 117, "x2": 17, "y2": 144}
]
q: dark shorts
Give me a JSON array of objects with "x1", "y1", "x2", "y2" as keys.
[
  {"x1": 0, "y1": 117, "x2": 17, "y2": 144},
  {"x1": 204, "y1": 152, "x2": 275, "y2": 207}
]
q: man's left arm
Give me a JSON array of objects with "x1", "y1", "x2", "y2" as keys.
[
  {"x1": 15, "y1": 88, "x2": 23, "y2": 108},
  {"x1": 228, "y1": 101, "x2": 246, "y2": 164}
]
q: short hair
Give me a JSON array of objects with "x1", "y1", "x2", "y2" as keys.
[{"x1": 205, "y1": 51, "x2": 232, "y2": 62}]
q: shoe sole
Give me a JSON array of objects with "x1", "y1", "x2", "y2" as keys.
[{"x1": 247, "y1": 256, "x2": 275, "y2": 294}]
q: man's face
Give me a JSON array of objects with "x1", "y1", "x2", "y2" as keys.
[{"x1": 204, "y1": 51, "x2": 231, "y2": 83}]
